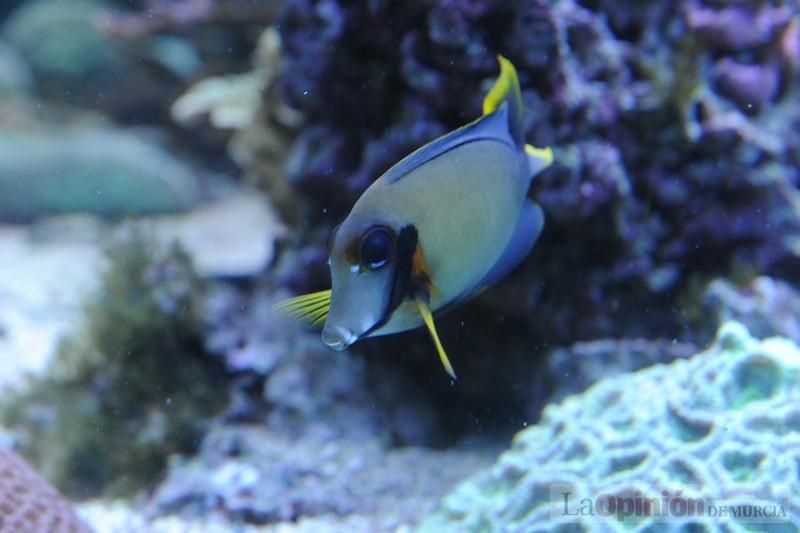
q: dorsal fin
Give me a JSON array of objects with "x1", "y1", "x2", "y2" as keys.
[
  {"x1": 482, "y1": 55, "x2": 524, "y2": 147},
  {"x1": 382, "y1": 56, "x2": 528, "y2": 185},
  {"x1": 384, "y1": 108, "x2": 513, "y2": 184}
]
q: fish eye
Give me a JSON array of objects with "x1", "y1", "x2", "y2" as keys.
[{"x1": 360, "y1": 226, "x2": 394, "y2": 271}]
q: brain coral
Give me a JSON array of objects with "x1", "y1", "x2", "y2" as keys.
[
  {"x1": 0, "y1": 448, "x2": 90, "y2": 533},
  {"x1": 419, "y1": 322, "x2": 800, "y2": 532}
]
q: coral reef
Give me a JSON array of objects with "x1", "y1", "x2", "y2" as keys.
[
  {"x1": 418, "y1": 322, "x2": 800, "y2": 531},
  {"x1": 1, "y1": 232, "x2": 228, "y2": 497},
  {"x1": 3, "y1": 1, "x2": 800, "y2": 529},
  {"x1": 0, "y1": 447, "x2": 91, "y2": 533},
  {"x1": 148, "y1": 424, "x2": 494, "y2": 529},
  {"x1": 702, "y1": 276, "x2": 800, "y2": 344},
  {"x1": 201, "y1": 283, "x2": 436, "y2": 442},
  {"x1": 259, "y1": 0, "x2": 800, "y2": 443},
  {"x1": 169, "y1": 27, "x2": 303, "y2": 221},
  {"x1": 529, "y1": 337, "x2": 698, "y2": 419},
  {"x1": 277, "y1": 0, "x2": 800, "y2": 342}
]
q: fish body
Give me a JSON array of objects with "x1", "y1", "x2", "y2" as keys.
[{"x1": 277, "y1": 56, "x2": 553, "y2": 379}]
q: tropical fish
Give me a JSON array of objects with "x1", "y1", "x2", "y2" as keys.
[{"x1": 276, "y1": 56, "x2": 553, "y2": 379}]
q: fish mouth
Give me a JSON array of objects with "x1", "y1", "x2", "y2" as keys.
[{"x1": 321, "y1": 325, "x2": 357, "y2": 351}]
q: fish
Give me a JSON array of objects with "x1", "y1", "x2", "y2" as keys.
[{"x1": 276, "y1": 56, "x2": 553, "y2": 380}]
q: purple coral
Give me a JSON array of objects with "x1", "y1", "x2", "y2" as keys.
[
  {"x1": 685, "y1": 1, "x2": 793, "y2": 51},
  {"x1": 714, "y1": 58, "x2": 781, "y2": 110}
]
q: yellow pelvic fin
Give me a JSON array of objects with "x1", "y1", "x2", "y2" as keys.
[
  {"x1": 273, "y1": 289, "x2": 332, "y2": 327},
  {"x1": 525, "y1": 144, "x2": 554, "y2": 167},
  {"x1": 482, "y1": 55, "x2": 520, "y2": 116},
  {"x1": 415, "y1": 298, "x2": 457, "y2": 380}
]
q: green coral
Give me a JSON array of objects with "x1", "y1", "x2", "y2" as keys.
[
  {"x1": 1, "y1": 231, "x2": 227, "y2": 497},
  {"x1": 1, "y1": 0, "x2": 117, "y2": 81},
  {"x1": 419, "y1": 322, "x2": 800, "y2": 532},
  {"x1": 0, "y1": 129, "x2": 197, "y2": 221}
]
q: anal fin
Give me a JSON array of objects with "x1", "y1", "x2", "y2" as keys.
[{"x1": 476, "y1": 200, "x2": 544, "y2": 290}]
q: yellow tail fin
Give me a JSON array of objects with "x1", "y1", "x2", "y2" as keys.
[{"x1": 415, "y1": 299, "x2": 457, "y2": 380}]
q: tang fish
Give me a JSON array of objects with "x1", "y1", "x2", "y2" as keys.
[{"x1": 277, "y1": 56, "x2": 553, "y2": 379}]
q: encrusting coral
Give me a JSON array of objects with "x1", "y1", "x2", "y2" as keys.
[
  {"x1": 419, "y1": 322, "x2": 800, "y2": 531},
  {"x1": 0, "y1": 447, "x2": 91, "y2": 533}
]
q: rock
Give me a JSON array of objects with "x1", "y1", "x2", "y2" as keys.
[
  {"x1": 0, "y1": 128, "x2": 197, "y2": 221},
  {"x1": 1, "y1": 0, "x2": 119, "y2": 101},
  {"x1": 1, "y1": 0, "x2": 193, "y2": 116},
  {"x1": 78, "y1": 499, "x2": 269, "y2": 532},
  {"x1": 125, "y1": 193, "x2": 286, "y2": 278},
  {"x1": 149, "y1": 425, "x2": 494, "y2": 529},
  {"x1": 0, "y1": 41, "x2": 32, "y2": 96},
  {"x1": 530, "y1": 337, "x2": 698, "y2": 419},
  {"x1": 0, "y1": 223, "x2": 103, "y2": 390},
  {"x1": 703, "y1": 276, "x2": 800, "y2": 344}
]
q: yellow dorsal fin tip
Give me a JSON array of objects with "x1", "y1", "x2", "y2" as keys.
[{"x1": 482, "y1": 55, "x2": 517, "y2": 116}]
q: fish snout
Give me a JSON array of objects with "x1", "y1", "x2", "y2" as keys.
[{"x1": 321, "y1": 324, "x2": 356, "y2": 351}]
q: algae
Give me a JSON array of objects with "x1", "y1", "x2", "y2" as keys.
[{"x1": 1, "y1": 230, "x2": 228, "y2": 497}]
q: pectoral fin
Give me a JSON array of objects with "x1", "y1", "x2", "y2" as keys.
[
  {"x1": 415, "y1": 298, "x2": 457, "y2": 380},
  {"x1": 274, "y1": 289, "x2": 332, "y2": 327}
]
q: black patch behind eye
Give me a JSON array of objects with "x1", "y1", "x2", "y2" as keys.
[
  {"x1": 388, "y1": 225, "x2": 418, "y2": 310},
  {"x1": 362, "y1": 224, "x2": 417, "y2": 337}
]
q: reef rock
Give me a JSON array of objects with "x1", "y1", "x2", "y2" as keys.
[
  {"x1": 1, "y1": 0, "x2": 190, "y2": 117},
  {"x1": 2, "y1": 0, "x2": 122, "y2": 106},
  {"x1": 419, "y1": 322, "x2": 800, "y2": 531},
  {"x1": 0, "y1": 42, "x2": 31, "y2": 96},
  {"x1": 530, "y1": 337, "x2": 698, "y2": 419},
  {"x1": 149, "y1": 425, "x2": 493, "y2": 530},
  {"x1": 703, "y1": 276, "x2": 800, "y2": 345},
  {"x1": 125, "y1": 193, "x2": 287, "y2": 278}
]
